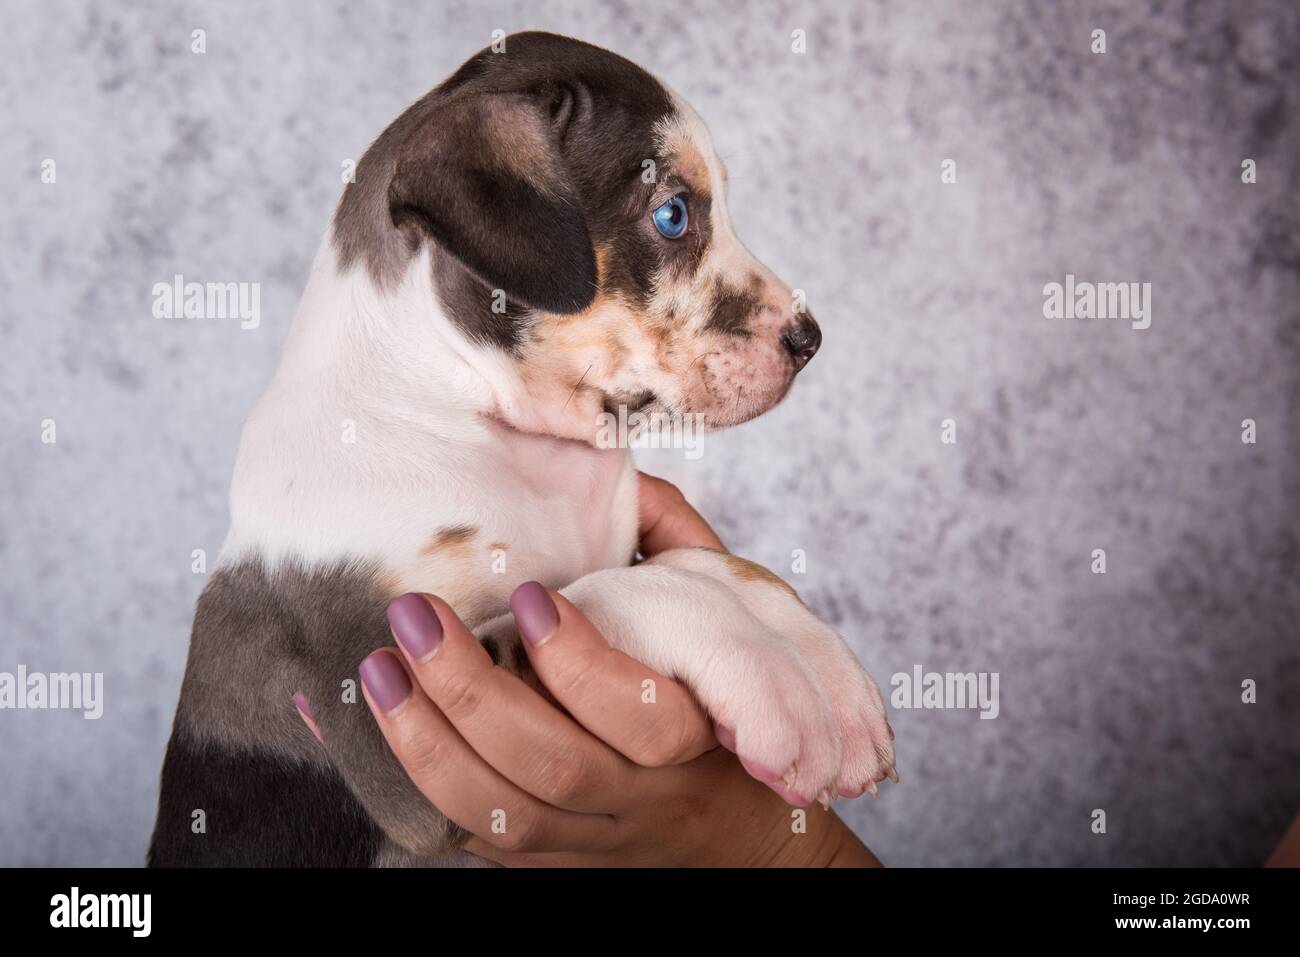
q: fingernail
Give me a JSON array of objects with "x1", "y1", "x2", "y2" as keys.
[
  {"x1": 388, "y1": 593, "x2": 443, "y2": 662},
  {"x1": 359, "y1": 651, "x2": 412, "y2": 715},
  {"x1": 291, "y1": 691, "x2": 314, "y2": 722},
  {"x1": 511, "y1": 581, "x2": 558, "y2": 646}
]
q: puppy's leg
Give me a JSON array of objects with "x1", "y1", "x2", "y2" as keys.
[
  {"x1": 151, "y1": 559, "x2": 470, "y2": 865},
  {"x1": 649, "y1": 547, "x2": 897, "y2": 799},
  {"x1": 477, "y1": 552, "x2": 895, "y2": 804}
]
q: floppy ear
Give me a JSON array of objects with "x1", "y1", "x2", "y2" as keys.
[{"x1": 387, "y1": 90, "x2": 597, "y2": 315}]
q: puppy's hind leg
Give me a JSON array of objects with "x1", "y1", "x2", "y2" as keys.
[{"x1": 155, "y1": 559, "x2": 471, "y2": 865}]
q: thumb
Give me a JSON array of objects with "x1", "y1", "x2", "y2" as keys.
[{"x1": 637, "y1": 472, "x2": 725, "y2": 556}]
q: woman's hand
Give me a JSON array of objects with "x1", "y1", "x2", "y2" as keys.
[{"x1": 298, "y1": 472, "x2": 880, "y2": 866}]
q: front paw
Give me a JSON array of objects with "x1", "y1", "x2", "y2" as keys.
[
  {"x1": 824, "y1": 655, "x2": 897, "y2": 800},
  {"x1": 709, "y1": 628, "x2": 897, "y2": 807},
  {"x1": 633, "y1": 549, "x2": 897, "y2": 804},
  {"x1": 678, "y1": 635, "x2": 836, "y2": 807}
]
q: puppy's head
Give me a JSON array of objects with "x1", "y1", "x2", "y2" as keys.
[{"x1": 335, "y1": 32, "x2": 820, "y2": 438}]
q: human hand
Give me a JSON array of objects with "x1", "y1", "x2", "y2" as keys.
[{"x1": 298, "y1": 472, "x2": 881, "y2": 866}]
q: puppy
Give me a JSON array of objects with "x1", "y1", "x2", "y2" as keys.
[{"x1": 148, "y1": 32, "x2": 895, "y2": 867}]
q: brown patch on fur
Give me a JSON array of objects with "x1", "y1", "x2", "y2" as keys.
[
  {"x1": 711, "y1": 549, "x2": 806, "y2": 606},
  {"x1": 480, "y1": 97, "x2": 559, "y2": 192},
  {"x1": 421, "y1": 523, "x2": 478, "y2": 556},
  {"x1": 646, "y1": 321, "x2": 675, "y2": 343},
  {"x1": 602, "y1": 328, "x2": 629, "y2": 364},
  {"x1": 704, "y1": 273, "x2": 762, "y2": 338},
  {"x1": 526, "y1": 295, "x2": 651, "y2": 404},
  {"x1": 670, "y1": 141, "x2": 712, "y2": 198},
  {"x1": 594, "y1": 243, "x2": 613, "y2": 284},
  {"x1": 489, "y1": 542, "x2": 509, "y2": 552}
]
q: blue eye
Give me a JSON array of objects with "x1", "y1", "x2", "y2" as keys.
[{"x1": 651, "y1": 196, "x2": 689, "y2": 239}]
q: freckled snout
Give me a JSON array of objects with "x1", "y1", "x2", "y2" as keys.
[{"x1": 781, "y1": 315, "x2": 822, "y2": 370}]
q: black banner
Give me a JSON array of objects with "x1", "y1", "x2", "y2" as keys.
[{"x1": 1, "y1": 867, "x2": 1291, "y2": 943}]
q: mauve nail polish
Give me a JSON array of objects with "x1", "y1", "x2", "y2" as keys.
[
  {"x1": 359, "y1": 651, "x2": 412, "y2": 714},
  {"x1": 511, "y1": 581, "x2": 558, "y2": 646},
  {"x1": 387, "y1": 593, "x2": 443, "y2": 661}
]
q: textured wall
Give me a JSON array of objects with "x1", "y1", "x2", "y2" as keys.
[{"x1": 1, "y1": 0, "x2": 1297, "y2": 866}]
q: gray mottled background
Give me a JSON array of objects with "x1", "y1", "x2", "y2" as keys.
[{"x1": 1, "y1": 0, "x2": 1297, "y2": 867}]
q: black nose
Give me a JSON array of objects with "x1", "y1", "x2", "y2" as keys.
[{"x1": 781, "y1": 316, "x2": 822, "y2": 370}]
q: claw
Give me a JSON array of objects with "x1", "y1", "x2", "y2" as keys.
[
  {"x1": 886, "y1": 766, "x2": 900, "y2": 785},
  {"x1": 817, "y1": 789, "x2": 833, "y2": 810},
  {"x1": 865, "y1": 780, "x2": 879, "y2": 798}
]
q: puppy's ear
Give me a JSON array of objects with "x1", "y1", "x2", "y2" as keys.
[{"x1": 388, "y1": 90, "x2": 596, "y2": 315}]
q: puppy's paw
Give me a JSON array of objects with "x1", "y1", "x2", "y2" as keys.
[
  {"x1": 636, "y1": 549, "x2": 897, "y2": 804},
  {"x1": 710, "y1": 621, "x2": 897, "y2": 805},
  {"x1": 828, "y1": 661, "x2": 897, "y2": 799},
  {"x1": 697, "y1": 636, "x2": 847, "y2": 807}
]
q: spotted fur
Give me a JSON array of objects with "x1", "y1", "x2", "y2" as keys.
[{"x1": 149, "y1": 33, "x2": 891, "y2": 869}]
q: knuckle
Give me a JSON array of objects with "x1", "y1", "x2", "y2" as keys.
[
  {"x1": 493, "y1": 812, "x2": 543, "y2": 852},
  {"x1": 540, "y1": 749, "x2": 597, "y2": 804},
  {"x1": 396, "y1": 724, "x2": 454, "y2": 783},
  {"x1": 632, "y1": 713, "x2": 696, "y2": 767},
  {"x1": 432, "y1": 667, "x2": 484, "y2": 722},
  {"x1": 543, "y1": 646, "x2": 603, "y2": 702}
]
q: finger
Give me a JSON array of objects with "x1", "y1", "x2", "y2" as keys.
[
  {"x1": 510, "y1": 581, "x2": 716, "y2": 767},
  {"x1": 386, "y1": 593, "x2": 639, "y2": 814},
  {"x1": 637, "y1": 472, "x2": 725, "y2": 555},
  {"x1": 358, "y1": 648, "x2": 618, "y2": 853}
]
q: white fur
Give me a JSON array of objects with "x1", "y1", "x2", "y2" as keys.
[
  {"x1": 220, "y1": 89, "x2": 894, "y2": 808},
  {"x1": 223, "y1": 239, "x2": 638, "y2": 624}
]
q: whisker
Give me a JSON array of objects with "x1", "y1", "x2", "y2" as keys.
[
  {"x1": 688, "y1": 351, "x2": 720, "y2": 371},
  {"x1": 562, "y1": 362, "x2": 594, "y2": 412}
]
